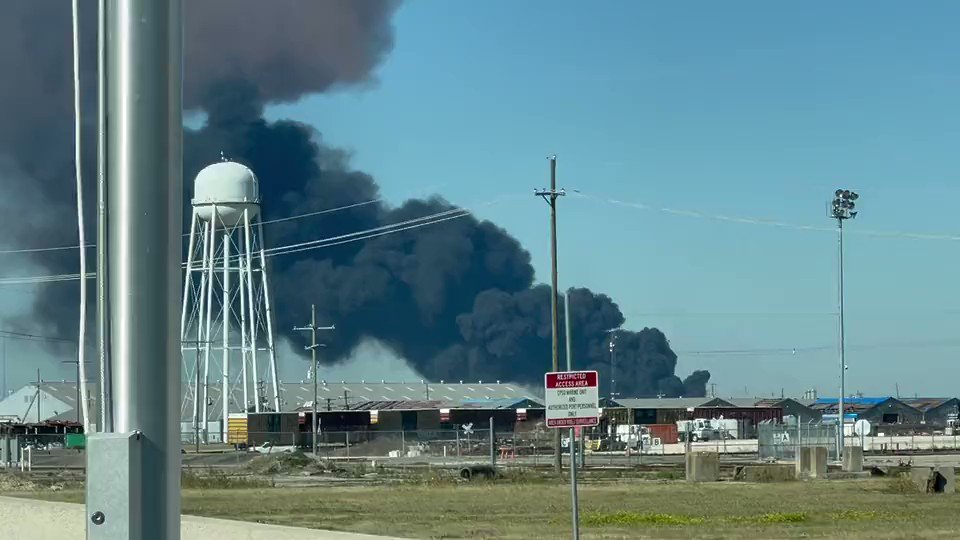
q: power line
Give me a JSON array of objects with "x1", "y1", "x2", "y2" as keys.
[
  {"x1": 0, "y1": 329, "x2": 77, "y2": 344},
  {"x1": 0, "y1": 196, "x2": 506, "y2": 286},
  {"x1": 0, "y1": 195, "x2": 387, "y2": 255},
  {"x1": 677, "y1": 337, "x2": 960, "y2": 356},
  {"x1": 572, "y1": 190, "x2": 960, "y2": 242}
]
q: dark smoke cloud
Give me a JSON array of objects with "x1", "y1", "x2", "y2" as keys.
[{"x1": 0, "y1": 1, "x2": 709, "y2": 397}]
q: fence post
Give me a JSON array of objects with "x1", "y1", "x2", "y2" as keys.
[
  {"x1": 346, "y1": 432, "x2": 350, "y2": 457},
  {"x1": 489, "y1": 417, "x2": 495, "y2": 467},
  {"x1": 401, "y1": 430, "x2": 406, "y2": 458}
]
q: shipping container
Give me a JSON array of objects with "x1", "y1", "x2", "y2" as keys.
[
  {"x1": 644, "y1": 423, "x2": 678, "y2": 444},
  {"x1": 226, "y1": 413, "x2": 248, "y2": 445}
]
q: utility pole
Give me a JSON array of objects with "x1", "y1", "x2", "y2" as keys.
[
  {"x1": 829, "y1": 189, "x2": 859, "y2": 459},
  {"x1": 535, "y1": 155, "x2": 565, "y2": 474},
  {"x1": 294, "y1": 305, "x2": 334, "y2": 457}
]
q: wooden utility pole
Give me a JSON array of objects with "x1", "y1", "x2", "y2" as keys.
[
  {"x1": 535, "y1": 156, "x2": 565, "y2": 474},
  {"x1": 294, "y1": 305, "x2": 334, "y2": 456}
]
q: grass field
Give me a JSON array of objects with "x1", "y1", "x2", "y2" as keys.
[{"x1": 12, "y1": 477, "x2": 960, "y2": 539}]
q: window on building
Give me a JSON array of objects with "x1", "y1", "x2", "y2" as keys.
[{"x1": 882, "y1": 413, "x2": 900, "y2": 424}]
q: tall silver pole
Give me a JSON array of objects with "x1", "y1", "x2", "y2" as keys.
[
  {"x1": 837, "y1": 218, "x2": 846, "y2": 458},
  {"x1": 105, "y1": 1, "x2": 182, "y2": 537},
  {"x1": 570, "y1": 426, "x2": 580, "y2": 540},
  {"x1": 96, "y1": 0, "x2": 111, "y2": 434},
  {"x1": 564, "y1": 289, "x2": 576, "y2": 467}
]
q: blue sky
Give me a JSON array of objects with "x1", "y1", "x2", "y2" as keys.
[{"x1": 270, "y1": 1, "x2": 960, "y2": 398}]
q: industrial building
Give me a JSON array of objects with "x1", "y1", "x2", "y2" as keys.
[
  {"x1": 0, "y1": 381, "x2": 96, "y2": 425},
  {"x1": 901, "y1": 398, "x2": 960, "y2": 427},
  {"x1": 813, "y1": 397, "x2": 924, "y2": 426}
]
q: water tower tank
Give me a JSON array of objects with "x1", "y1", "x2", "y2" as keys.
[{"x1": 192, "y1": 161, "x2": 260, "y2": 225}]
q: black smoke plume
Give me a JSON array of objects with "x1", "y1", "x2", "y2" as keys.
[{"x1": 0, "y1": 1, "x2": 709, "y2": 397}]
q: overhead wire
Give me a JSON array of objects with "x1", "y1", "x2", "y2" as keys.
[
  {"x1": 571, "y1": 190, "x2": 960, "y2": 241},
  {"x1": 0, "y1": 196, "x2": 508, "y2": 285}
]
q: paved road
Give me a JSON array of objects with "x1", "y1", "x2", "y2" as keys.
[{"x1": 0, "y1": 496, "x2": 400, "y2": 540}]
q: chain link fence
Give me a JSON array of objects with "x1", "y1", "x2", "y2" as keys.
[{"x1": 758, "y1": 421, "x2": 838, "y2": 461}]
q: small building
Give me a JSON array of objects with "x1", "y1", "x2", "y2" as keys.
[
  {"x1": 611, "y1": 397, "x2": 728, "y2": 425},
  {"x1": 753, "y1": 398, "x2": 821, "y2": 422},
  {"x1": 901, "y1": 398, "x2": 960, "y2": 427}
]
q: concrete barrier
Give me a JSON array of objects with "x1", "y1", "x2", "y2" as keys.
[
  {"x1": 842, "y1": 446, "x2": 863, "y2": 473},
  {"x1": 810, "y1": 446, "x2": 828, "y2": 479},
  {"x1": 795, "y1": 446, "x2": 827, "y2": 479},
  {"x1": 908, "y1": 466, "x2": 956, "y2": 494},
  {"x1": 685, "y1": 451, "x2": 719, "y2": 483},
  {"x1": 0, "y1": 496, "x2": 400, "y2": 540},
  {"x1": 733, "y1": 464, "x2": 795, "y2": 483},
  {"x1": 795, "y1": 446, "x2": 810, "y2": 478}
]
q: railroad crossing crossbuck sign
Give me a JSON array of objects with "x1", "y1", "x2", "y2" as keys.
[{"x1": 544, "y1": 371, "x2": 600, "y2": 428}]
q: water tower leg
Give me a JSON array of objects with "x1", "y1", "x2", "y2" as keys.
[
  {"x1": 202, "y1": 206, "x2": 218, "y2": 441},
  {"x1": 238, "y1": 247, "x2": 249, "y2": 416},
  {"x1": 243, "y1": 210, "x2": 261, "y2": 413},
  {"x1": 257, "y1": 219, "x2": 282, "y2": 412},
  {"x1": 221, "y1": 232, "x2": 230, "y2": 443}
]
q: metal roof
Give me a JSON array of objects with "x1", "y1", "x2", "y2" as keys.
[
  {"x1": 900, "y1": 398, "x2": 959, "y2": 412},
  {"x1": 754, "y1": 398, "x2": 818, "y2": 409},
  {"x1": 612, "y1": 397, "x2": 715, "y2": 410},
  {"x1": 814, "y1": 397, "x2": 891, "y2": 406},
  {"x1": 185, "y1": 381, "x2": 539, "y2": 421}
]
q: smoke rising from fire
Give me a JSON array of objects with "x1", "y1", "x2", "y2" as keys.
[{"x1": 0, "y1": 0, "x2": 708, "y2": 397}]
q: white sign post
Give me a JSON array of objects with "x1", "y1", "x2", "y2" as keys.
[{"x1": 545, "y1": 370, "x2": 599, "y2": 540}]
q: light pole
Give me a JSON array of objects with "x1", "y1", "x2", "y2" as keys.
[
  {"x1": 294, "y1": 305, "x2": 335, "y2": 457},
  {"x1": 830, "y1": 188, "x2": 859, "y2": 457},
  {"x1": 606, "y1": 330, "x2": 619, "y2": 401}
]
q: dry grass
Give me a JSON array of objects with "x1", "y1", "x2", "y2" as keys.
[{"x1": 11, "y1": 477, "x2": 960, "y2": 539}]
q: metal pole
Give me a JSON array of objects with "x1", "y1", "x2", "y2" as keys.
[
  {"x1": 104, "y1": 1, "x2": 182, "y2": 536},
  {"x1": 564, "y1": 289, "x2": 577, "y2": 470},
  {"x1": 96, "y1": 0, "x2": 111, "y2": 434},
  {"x1": 838, "y1": 218, "x2": 846, "y2": 460},
  {"x1": 570, "y1": 426, "x2": 580, "y2": 540},
  {"x1": 489, "y1": 417, "x2": 495, "y2": 467},
  {"x1": 312, "y1": 305, "x2": 318, "y2": 456}
]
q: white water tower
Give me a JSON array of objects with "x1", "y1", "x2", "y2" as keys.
[{"x1": 180, "y1": 159, "x2": 281, "y2": 443}]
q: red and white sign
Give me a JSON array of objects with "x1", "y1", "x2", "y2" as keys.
[{"x1": 544, "y1": 371, "x2": 600, "y2": 428}]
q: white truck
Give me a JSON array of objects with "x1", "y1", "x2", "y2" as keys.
[{"x1": 677, "y1": 418, "x2": 738, "y2": 442}]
